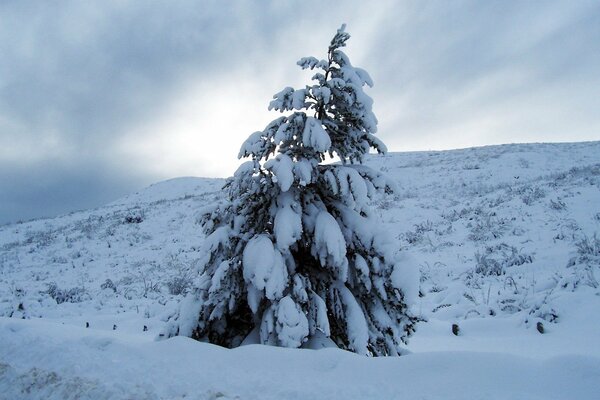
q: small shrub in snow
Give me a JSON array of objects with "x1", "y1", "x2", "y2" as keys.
[
  {"x1": 25, "y1": 230, "x2": 55, "y2": 249},
  {"x1": 528, "y1": 302, "x2": 559, "y2": 324},
  {"x1": 402, "y1": 221, "x2": 435, "y2": 245},
  {"x1": 474, "y1": 244, "x2": 533, "y2": 276},
  {"x1": 468, "y1": 213, "x2": 508, "y2": 242},
  {"x1": 163, "y1": 26, "x2": 416, "y2": 356},
  {"x1": 10, "y1": 284, "x2": 26, "y2": 298},
  {"x1": 441, "y1": 208, "x2": 470, "y2": 223},
  {"x1": 487, "y1": 193, "x2": 510, "y2": 208},
  {"x1": 164, "y1": 255, "x2": 195, "y2": 295},
  {"x1": 566, "y1": 233, "x2": 600, "y2": 288},
  {"x1": 123, "y1": 208, "x2": 145, "y2": 224},
  {"x1": 45, "y1": 282, "x2": 89, "y2": 304},
  {"x1": 404, "y1": 230, "x2": 423, "y2": 245},
  {"x1": 574, "y1": 233, "x2": 600, "y2": 261},
  {"x1": 474, "y1": 252, "x2": 504, "y2": 276},
  {"x1": 139, "y1": 272, "x2": 161, "y2": 298},
  {"x1": 165, "y1": 275, "x2": 193, "y2": 296},
  {"x1": 549, "y1": 198, "x2": 567, "y2": 211},
  {"x1": 376, "y1": 198, "x2": 395, "y2": 210},
  {"x1": 415, "y1": 220, "x2": 434, "y2": 233},
  {"x1": 75, "y1": 215, "x2": 104, "y2": 239},
  {"x1": 462, "y1": 163, "x2": 480, "y2": 170},
  {"x1": 518, "y1": 158, "x2": 530, "y2": 168},
  {"x1": 100, "y1": 279, "x2": 117, "y2": 292},
  {"x1": 519, "y1": 186, "x2": 546, "y2": 205}
]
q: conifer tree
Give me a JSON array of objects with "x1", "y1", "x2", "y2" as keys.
[{"x1": 164, "y1": 25, "x2": 417, "y2": 356}]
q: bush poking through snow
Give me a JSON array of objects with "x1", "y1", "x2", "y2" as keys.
[
  {"x1": 468, "y1": 213, "x2": 508, "y2": 242},
  {"x1": 162, "y1": 26, "x2": 416, "y2": 356},
  {"x1": 549, "y1": 198, "x2": 567, "y2": 211},
  {"x1": 46, "y1": 283, "x2": 89, "y2": 304},
  {"x1": 165, "y1": 275, "x2": 193, "y2": 296},
  {"x1": 123, "y1": 209, "x2": 145, "y2": 224},
  {"x1": 520, "y1": 186, "x2": 546, "y2": 206},
  {"x1": 474, "y1": 244, "x2": 534, "y2": 276},
  {"x1": 566, "y1": 233, "x2": 600, "y2": 288},
  {"x1": 100, "y1": 279, "x2": 117, "y2": 292},
  {"x1": 575, "y1": 233, "x2": 600, "y2": 262}
]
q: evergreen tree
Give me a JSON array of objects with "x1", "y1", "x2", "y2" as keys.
[{"x1": 164, "y1": 25, "x2": 417, "y2": 356}]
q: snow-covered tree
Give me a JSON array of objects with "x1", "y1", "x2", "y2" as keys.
[{"x1": 164, "y1": 25, "x2": 417, "y2": 356}]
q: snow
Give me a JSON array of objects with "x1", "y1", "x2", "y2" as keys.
[
  {"x1": 293, "y1": 159, "x2": 313, "y2": 186},
  {"x1": 302, "y1": 116, "x2": 331, "y2": 152},
  {"x1": 264, "y1": 153, "x2": 294, "y2": 192},
  {"x1": 1, "y1": 141, "x2": 600, "y2": 398},
  {"x1": 242, "y1": 235, "x2": 287, "y2": 301},
  {"x1": 238, "y1": 131, "x2": 263, "y2": 158},
  {"x1": 273, "y1": 193, "x2": 302, "y2": 251},
  {"x1": 334, "y1": 282, "x2": 369, "y2": 355},
  {"x1": 243, "y1": 235, "x2": 276, "y2": 291},
  {"x1": 391, "y1": 252, "x2": 420, "y2": 305},
  {"x1": 1, "y1": 317, "x2": 598, "y2": 399},
  {"x1": 275, "y1": 295, "x2": 309, "y2": 348},
  {"x1": 313, "y1": 211, "x2": 347, "y2": 278},
  {"x1": 308, "y1": 291, "x2": 330, "y2": 337},
  {"x1": 173, "y1": 293, "x2": 203, "y2": 337}
]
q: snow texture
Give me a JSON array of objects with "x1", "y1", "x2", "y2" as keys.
[
  {"x1": 273, "y1": 193, "x2": 303, "y2": 251},
  {"x1": 264, "y1": 154, "x2": 294, "y2": 192},
  {"x1": 391, "y1": 253, "x2": 420, "y2": 305},
  {"x1": 334, "y1": 282, "x2": 369, "y2": 355},
  {"x1": 242, "y1": 235, "x2": 287, "y2": 301},
  {"x1": 313, "y1": 211, "x2": 348, "y2": 278},
  {"x1": 275, "y1": 295, "x2": 309, "y2": 347},
  {"x1": 302, "y1": 117, "x2": 331, "y2": 152}
]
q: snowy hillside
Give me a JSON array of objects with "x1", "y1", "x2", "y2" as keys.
[{"x1": 1, "y1": 142, "x2": 600, "y2": 399}]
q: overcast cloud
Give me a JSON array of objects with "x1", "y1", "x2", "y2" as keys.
[{"x1": 1, "y1": 0, "x2": 599, "y2": 224}]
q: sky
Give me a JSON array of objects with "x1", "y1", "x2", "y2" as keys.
[{"x1": 1, "y1": 0, "x2": 599, "y2": 225}]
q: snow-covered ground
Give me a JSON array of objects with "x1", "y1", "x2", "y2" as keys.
[{"x1": 1, "y1": 142, "x2": 600, "y2": 399}]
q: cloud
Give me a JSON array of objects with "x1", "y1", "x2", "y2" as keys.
[
  {"x1": 1, "y1": 1, "x2": 599, "y2": 224},
  {"x1": 0, "y1": 159, "x2": 148, "y2": 225},
  {"x1": 364, "y1": 1, "x2": 600, "y2": 150}
]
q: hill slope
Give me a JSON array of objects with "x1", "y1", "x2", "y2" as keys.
[{"x1": 1, "y1": 142, "x2": 600, "y2": 399}]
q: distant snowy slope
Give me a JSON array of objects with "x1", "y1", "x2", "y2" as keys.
[
  {"x1": 1, "y1": 141, "x2": 599, "y2": 399},
  {"x1": 109, "y1": 177, "x2": 225, "y2": 206}
]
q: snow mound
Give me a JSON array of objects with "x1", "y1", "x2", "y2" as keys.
[{"x1": 1, "y1": 318, "x2": 599, "y2": 400}]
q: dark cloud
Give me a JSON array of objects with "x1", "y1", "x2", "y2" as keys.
[
  {"x1": 0, "y1": 159, "x2": 150, "y2": 225},
  {"x1": 1, "y1": 2, "x2": 268, "y2": 143},
  {"x1": 0, "y1": 1, "x2": 297, "y2": 224},
  {"x1": 1, "y1": 1, "x2": 599, "y2": 224}
]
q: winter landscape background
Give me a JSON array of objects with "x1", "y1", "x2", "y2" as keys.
[
  {"x1": 1, "y1": 141, "x2": 599, "y2": 399},
  {"x1": 2, "y1": 1, "x2": 600, "y2": 399}
]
